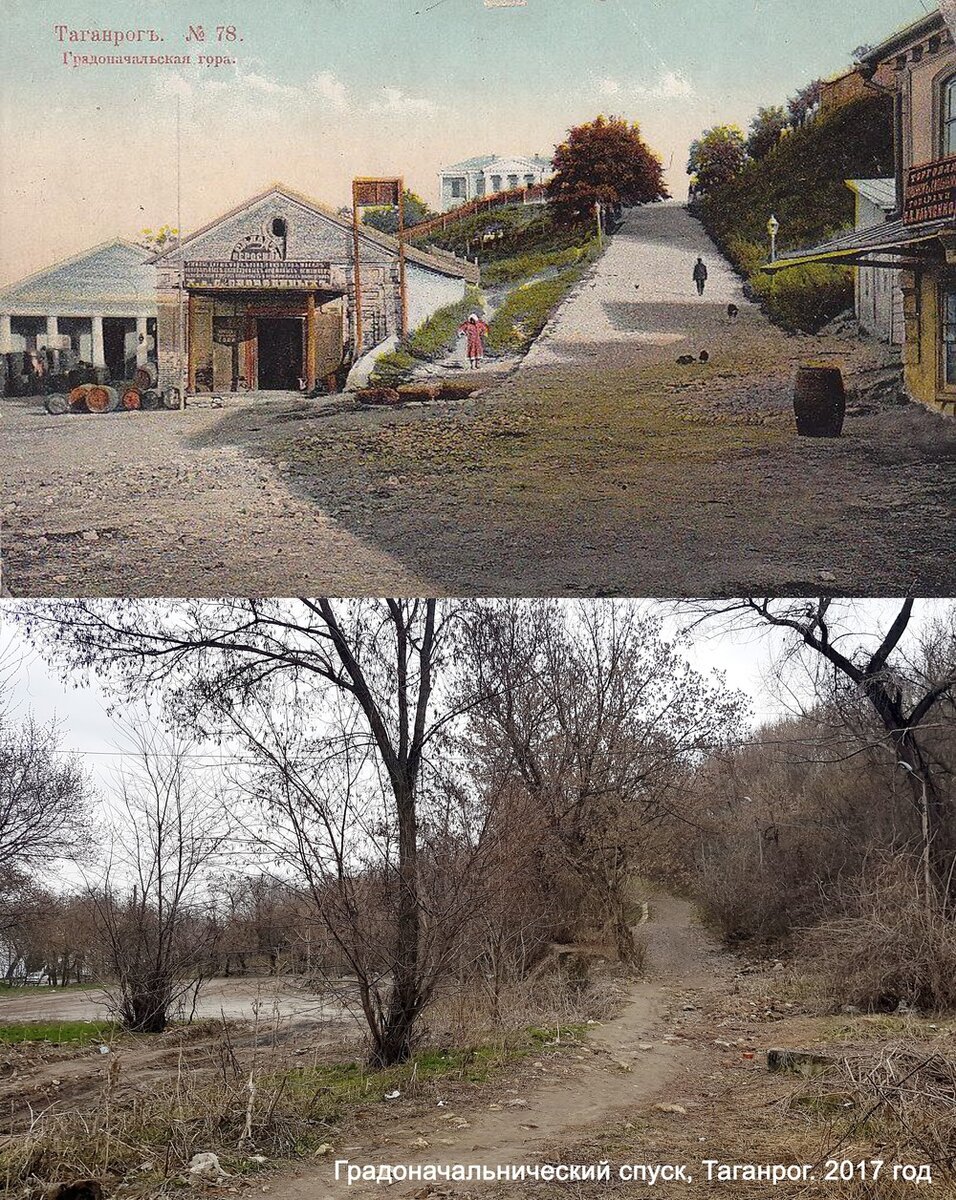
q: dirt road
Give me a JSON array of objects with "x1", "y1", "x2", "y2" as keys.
[
  {"x1": 3, "y1": 204, "x2": 953, "y2": 597},
  {"x1": 266, "y1": 898, "x2": 725, "y2": 1200}
]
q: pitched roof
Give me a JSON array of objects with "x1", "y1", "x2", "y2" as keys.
[
  {"x1": 441, "y1": 153, "x2": 552, "y2": 174},
  {"x1": 152, "y1": 183, "x2": 479, "y2": 283},
  {"x1": 0, "y1": 239, "x2": 155, "y2": 314},
  {"x1": 442, "y1": 154, "x2": 499, "y2": 172},
  {"x1": 847, "y1": 178, "x2": 898, "y2": 210}
]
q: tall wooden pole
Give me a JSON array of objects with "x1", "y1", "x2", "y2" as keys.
[
  {"x1": 351, "y1": 180, "x2": 363, "y2": 359},
  {"x1": 398, "y1": 177, "x2": 408, "y2": 339}
]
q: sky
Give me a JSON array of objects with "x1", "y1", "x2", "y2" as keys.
[
  {"x1": 0, "y1": 0, "x2": 929, "y2": 287},
  {"x1": 2, "y1": 598, "x2": 948, "y2": 801}
]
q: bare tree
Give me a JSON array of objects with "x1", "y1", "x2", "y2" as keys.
[
  {"x1": 90, "y1": 731, "x2": 229, "y2": 1032},
  {"x1": 679, "y1": 599, "x2": 956, "y2": 901},
  {"x1": 460, "y1": 601, "x2": 747, "y2": 962},
  {"x1": 15, "y1": 599, "x2": 490, "y2": 1065}
]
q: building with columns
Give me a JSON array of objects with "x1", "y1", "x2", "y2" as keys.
[
  {"x1": 150, "y1": 184, "x2": 478, "y2": 395},
  {"x1": 438, "y1": 154, "x2": 553, "y2": 212},
  {"x1": 0, "y1": 239, "x2": 156, "y2": 379}
]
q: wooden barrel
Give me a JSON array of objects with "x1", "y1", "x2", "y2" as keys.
[
  {"x1": 121, "y1": 387, "x2": 142, "y2": 410},
  {"x1": 43, "y1": 394, "x2": 70, "y2": 416},
  {"x1": 69, "y1": 383, "x2": 94, "y2": 410},
  {"x1": 140, "y1": 389, "x2": 161, "y2": 410},
  {"x1": 134, "y1": 362, "x2": 158, "y2": 390},
  {"x1": 793, "y1": 367, "x2": 845, "y2": 437},
  {"x1": 86, "y1": 384, "x2": 119, "y2": 413}
]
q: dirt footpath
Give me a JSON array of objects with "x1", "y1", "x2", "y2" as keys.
[
  {"x1": 0, "y1": 396, "x2": 427, "y2": 596},
  {"x1": 266, "y1": 898, "x2": 727, "y2": 1200}
]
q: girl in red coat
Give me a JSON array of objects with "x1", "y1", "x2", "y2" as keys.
[{"x1": 458, "y1": 313, "x2": 489, "y2": 369}]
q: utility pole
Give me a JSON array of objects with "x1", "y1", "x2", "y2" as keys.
[
  {"x1": 595, "y1": 200, "x2": 603, "y2": 249},
  {"x1": 351, "y1": 181, "x2": 363, "y2": 361}
]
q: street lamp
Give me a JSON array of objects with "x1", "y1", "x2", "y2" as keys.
[{"x1": 767, "y1": 214, "x2": 780, "y2": 263}]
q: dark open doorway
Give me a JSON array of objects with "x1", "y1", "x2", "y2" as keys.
[
  {"x1": 102, "y1": 318, "x2": 131, "y2": 381},
  {"x1": 257, "y1": 317, "x2": 303, "y2": 390}
]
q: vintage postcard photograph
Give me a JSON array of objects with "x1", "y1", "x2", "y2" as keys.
[{"x1": 0, "y1": 0, "x2": 954, "y2": 597}]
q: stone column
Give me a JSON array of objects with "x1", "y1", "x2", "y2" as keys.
[
  {"x1": 136, "y1": 315, "x2": 148, "y2": 366},
  {"x1": 0, "y1": 314, "x2": 12, "y2": 353},
  {"x1": 45, "y1": 315, "x2": 59, "y2": 344},
  {"x1": 91, "y1": 315, "x2": 106, "y2": 368}
]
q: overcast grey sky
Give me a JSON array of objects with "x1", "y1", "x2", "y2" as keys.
[{"x1": 2, "y1": 598, "x2": 948, "y2": 800}]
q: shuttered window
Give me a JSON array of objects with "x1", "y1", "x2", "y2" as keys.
[{"x1": 941, "y1": 285, "x2": 956, "y2": 386}]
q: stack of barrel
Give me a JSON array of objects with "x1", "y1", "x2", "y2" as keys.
[{"x1": 44, "y1": 362, "x2": 161, "y2": 416}]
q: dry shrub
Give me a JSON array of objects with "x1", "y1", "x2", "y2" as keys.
[{"x1": 803, "y1": 855, "x2": 956, "y2": 1013}]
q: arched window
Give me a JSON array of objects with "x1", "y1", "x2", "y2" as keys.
[{"x1": 942, "y1": 75, "x2": 956, "y2": 158}]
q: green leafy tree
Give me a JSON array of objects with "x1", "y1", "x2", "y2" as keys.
[
  {"x1": 362, "y1": 190, "x2": 434, "y2": 235},
  {"x1": 548, "y1": 114, "x2": 668, "y2": 225},
  {"x1": 747, "y1": 105, "x2": 789, "y2": 160},
  {"x1": 687, "y1": 125, "x2": 748, "y2": 193}
]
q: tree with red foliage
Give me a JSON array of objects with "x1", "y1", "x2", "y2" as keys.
[{"x1": 548, "y1": 115, "x2": 668, "y2": 225}]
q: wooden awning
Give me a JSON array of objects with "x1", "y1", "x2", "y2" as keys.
[{"x1": 762, "y1": 217, "x2": 954, "y2": 273}]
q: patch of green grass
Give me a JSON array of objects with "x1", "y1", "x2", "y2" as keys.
[
  {"x1": 0, "y1": 1020, "x2": 115, "y2": 1046},
  {"x1": 271, "y1": 1025, "x2": 587, "y2": 1122},
  {"x1": 481, "y1": 240, "x2": 600, "y2": 286},
  {"x1": 486, "y1": 268, "x2": 583, "y2": 355},
  {"x1": 372, "y1": 286, "x2": 486, "y2": 385},
  {"x1": 421, "y1": 204, "x2": 593, "y2": 266}
]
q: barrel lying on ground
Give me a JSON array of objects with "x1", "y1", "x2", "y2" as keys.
[{"x1": 793, "y1": 366, "x2": 846, "y2": 437}]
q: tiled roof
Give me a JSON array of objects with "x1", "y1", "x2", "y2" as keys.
[{"x1": 441, "y1": 153, "x2": 553, "y2": 174}]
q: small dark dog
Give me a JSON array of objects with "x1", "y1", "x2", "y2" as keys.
[
  {"x1": 676, "y1": 354, "x2": 696, "y2": 365},
  {"x1": 699, "y1": 350, "x2": 710, "y2": 363},
  {"x1": 727, "y1": 303, "x2": 740, "y2": 319}
]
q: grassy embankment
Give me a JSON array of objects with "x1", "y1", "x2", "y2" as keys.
[
  {"x1": 373, "y1": 206, "x2": 600, "y2": 383},
  {"x1": 693, "y1": 95, "x2": 894, "y2": 331}
]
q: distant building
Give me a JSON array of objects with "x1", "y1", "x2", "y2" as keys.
[
  {"x1": 0, "y1": 239, "x2": 157, "y2": 379},
  {"x1": 438, "y1": 153, "x2": 553, "y2": 211},
  {"x1": 846, "y1": 179, "x2": 904, "y2": 344}
]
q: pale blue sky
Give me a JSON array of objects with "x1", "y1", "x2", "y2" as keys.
[{"x1": 0, "y1": 0, "x2": 929, "y2": 284}]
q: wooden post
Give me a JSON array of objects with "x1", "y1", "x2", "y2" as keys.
[
  {"x1": 352, "y1": 180, "x2": 363, "y2": 359},
  {"x1": 595, "y1": 201, "x2": 603, "y2": 249},
  {"x1": 186, "y1": 292, "x2": 196, "y2": 392},
  {"x1": 397, "y1": 177, "x2": 408, "y2": 339},
  {"x1": 305, "y1": 293, "x2": 317, "y2": 391}
]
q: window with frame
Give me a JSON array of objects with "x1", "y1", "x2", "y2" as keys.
[
  {"x1": 943, "y1": 75, "x2": 956, "y2": 158},
  {"x1": 450, "y1": 177, "x2": 465, "y2": 198},
  {"x1": 941, "y1": 284, "x2": 956, "y2": 386}
]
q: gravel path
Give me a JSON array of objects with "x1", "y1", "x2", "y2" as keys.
[{"x1": 524, "y1": 201, "x2": 747, "y2": 366}]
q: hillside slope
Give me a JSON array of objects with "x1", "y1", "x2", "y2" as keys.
[{"x1": 693, "y1": 95, "x2": 894, "y2": 330}]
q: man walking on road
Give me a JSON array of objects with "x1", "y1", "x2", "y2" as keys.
[{"x1": 693, "y1": 257, "x2": 708, "y2": 296}]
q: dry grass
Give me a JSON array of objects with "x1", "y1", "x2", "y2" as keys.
[{"x1": 803, "y1": 857, "x2": 956, "y2": 1013}]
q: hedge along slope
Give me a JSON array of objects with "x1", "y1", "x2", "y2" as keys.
[{"x1": 693, "y1": 95, "x2": 894, "y2": 331}]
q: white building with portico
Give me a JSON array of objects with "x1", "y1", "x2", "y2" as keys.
[{"x1": 0, "y1": 239, "x2": 156, "y2": 379}]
